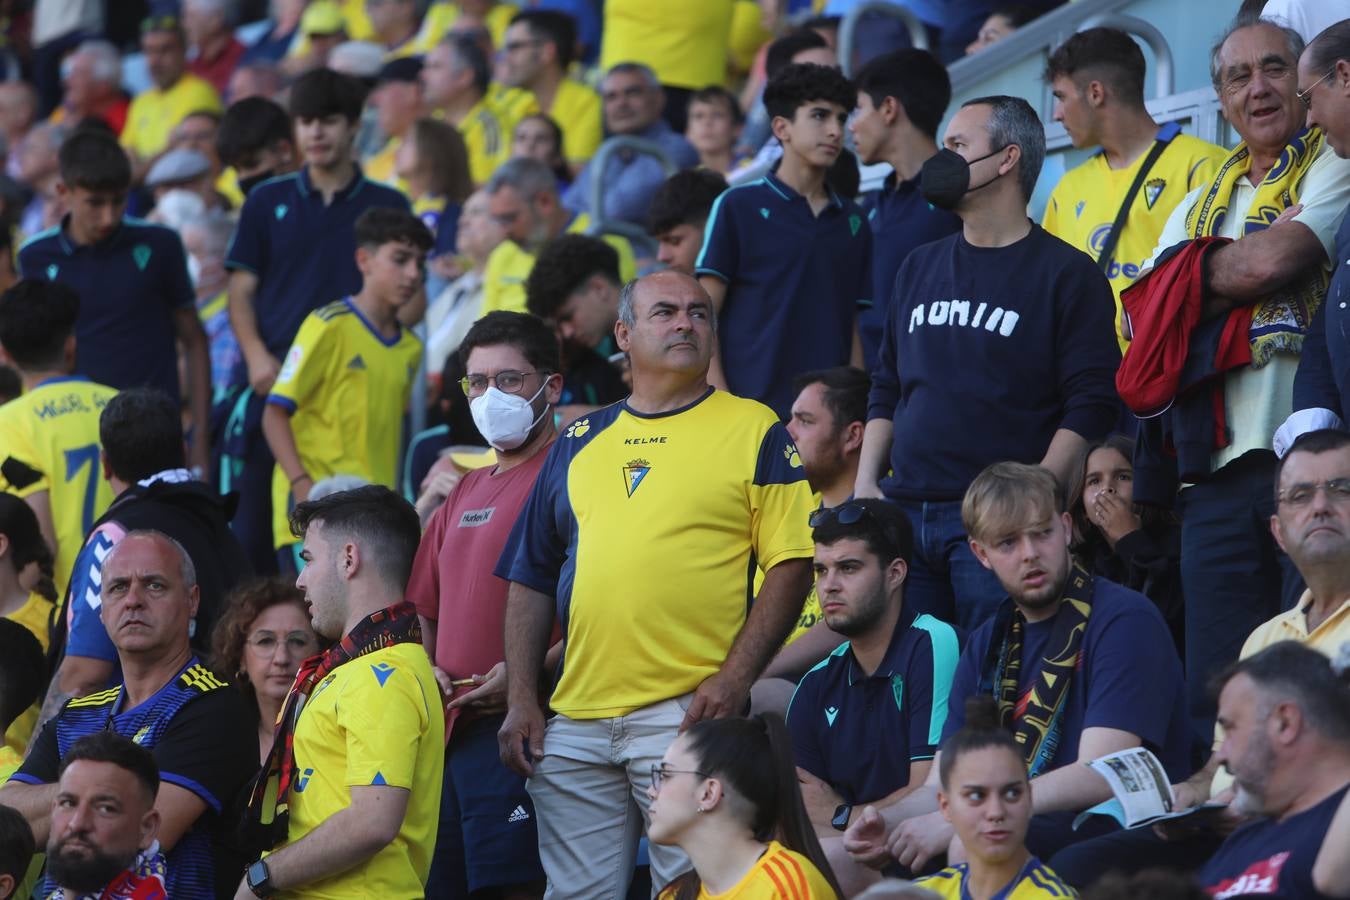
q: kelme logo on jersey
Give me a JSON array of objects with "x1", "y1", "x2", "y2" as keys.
[
  {"x1": 1144, "y1": 177, "x2": 1166, "y2": 210},
  {"x1": 784, "y1": 443, "x2": 802, "y2": 468},
  {"x1": 132, "y1": 244, "x2": 152, "y2": 271},
  {"x1": 1074, "y1": 200, "x2": 1085, "y2": 219},
  {"x1": 294, "y1": 767, "x2": 315, "y2": 792},
  {"x1": 565, "y1": 419, "x2": 590, "y2": 439},
  {"x1": 623, "y1": 458, "x2": 651, "y2": 497}
]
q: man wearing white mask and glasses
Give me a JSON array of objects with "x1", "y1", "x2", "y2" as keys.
[{"x1": 407, "y1": 309, "x2": 562, "y2": 899}]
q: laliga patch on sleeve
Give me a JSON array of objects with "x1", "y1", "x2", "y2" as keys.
[{"x1": 278, "y1": 346, "x2": 303, "y2": 383}]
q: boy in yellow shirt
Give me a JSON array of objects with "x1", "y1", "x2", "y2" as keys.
[{"x1": 262, "y1": 208, "x2": 430, "y2": 571}]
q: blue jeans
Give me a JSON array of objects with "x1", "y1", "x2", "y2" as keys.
[
  {"x1": 1178, "y1": 451, "x2": 1304, "y2": 743},
  {"x1": 896, "y1": 498, "x2": 1006, "y2": 633}
]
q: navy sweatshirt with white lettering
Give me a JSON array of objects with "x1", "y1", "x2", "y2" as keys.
[{"x1": 868, "y1": 223, "x2": 1120, "y2": 502}]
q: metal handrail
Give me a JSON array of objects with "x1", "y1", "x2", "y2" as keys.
[
  {"x1": 1079, "y1": 13, "x2": 1175, "y2": 98},
  {"x1": 584, "y1": 134, "x2": 678, "y2": 257},
  {"x1": 839, "y1": 1, "x2": 929, "y2": 77}
]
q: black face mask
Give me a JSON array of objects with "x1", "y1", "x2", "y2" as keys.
[
  {"x1": 237, "y1": 169, "x2": 275, "y2": 196},
  {"x1": 919, "y1": 145, "x2": 1009, "y2": 210}
]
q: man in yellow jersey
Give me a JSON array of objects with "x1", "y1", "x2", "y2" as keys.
[
  {"x1": 263, "y1": 208, "x2": 429, "y2": 573},
  {"x1": 423, "y1": 33, "x2": 535, "y2": 185},
  {"x1": 365, "y1": 0, "x2": 420, "y2": 58},
  {"x1": 0, "y1": 281, "x2": 114, "y2": 602},
  {"x1": 121, "y1": 13, "x2": 222, "y2": 178},
  {"x1": 499, "y1": 11, "x2": 602, "y2": 171},
  {"x1": 239, "y1": 486, "x2": 442, "y2": 900},
  {"x1": 498, "y1": 270, "x2": 816, "y2": 899},
  {"x1": 364, "y1": 58, "x2": 424, "y2": 188},
  {"x1": 754, "y1": 366, "x2": 871, "y2": 716},
  {"x1": 1041, "y1": 28, "x2": 1225, "y2": 349},
  {"x1": 481, "y1": 157, "x2": 636, "y2": 315}
]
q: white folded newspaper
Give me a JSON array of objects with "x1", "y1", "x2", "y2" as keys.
[{"x1": 1072, "y1": 746, "x2": 1225, "y2": 830}]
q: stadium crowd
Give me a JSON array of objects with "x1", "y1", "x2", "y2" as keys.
[{"x1": 0, "y1": 0, "x2": 1345, "y2": 897}]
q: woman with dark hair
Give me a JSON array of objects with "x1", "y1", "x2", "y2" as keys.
[
  {"x1": 396, "y1": 117, "x2": 473, "y2": 266},
  {"x1": 1068, "y1": 433, "x2": 1183, "y2": 653},
  {"x1": 648, "y1": 714, "x2": 840, "y2": 899},
  {"x1": 511, "y1": 113, "x2": 571, "y2": 189},
  {"x1": 209, "y1": 576, "x2": 324, "y2": 762},
  {"x1": 914, "y1": 697, "x2": 1075, "y2": 899}
]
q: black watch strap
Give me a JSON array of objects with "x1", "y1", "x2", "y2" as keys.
[
  {"x1": 246, "y1": 859, "x2": 273, "y2": 898},
  {"x1": 831, "y1": 802, "x2": 853, "y2": 831}
]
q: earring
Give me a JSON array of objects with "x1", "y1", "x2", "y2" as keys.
[{"x1": 696, "y1": 806, "x2": 706, "y2": 814}]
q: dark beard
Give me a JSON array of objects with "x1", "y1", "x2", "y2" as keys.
[{"x1": 47, "y1": 840, "x2": 136, "y2": 894}]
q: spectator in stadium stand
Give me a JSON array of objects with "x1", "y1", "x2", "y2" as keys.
[
  {"x1": 511, "y1": 114, "x2": 571, "y2": 189},
  {"x1": 563, "y1": 63, "x2": 699, "y2": 228},
  {"x1": 1260, "y1": 0, "x2": 1350, "y2": 44},
  {"x1": 646, "y1": 168, "x2": 727, "y2": 275},
  {"x1": 424, "y1": 189, "x2": 505, "y2": 373},
  {"x1": 904, "y1": 697, "x2": 1076, "y2": 900},
  {"x1": 55, "y1": 41, "x2": 128, "y2": 137},
  {"x1": 785, "y1": 498, "x2": 959, "y2": 895},
  {"x1": 480, "y1": 157, "x2": 636, "y2": 316},
  {"x1": 684, "y1": 86, "x2": 747, "y2": 177},
  {"x1": 1129, "y1": 13, "x2": 1350, "y2": 740},
  {"x1": 0, "y1": 497, "x2": 55, "y2": 755},
  {"x1": 41, "y1": 388, "x2": 251, "y2": 728},
  {"x1": 422, "y1": 33, "x2": 536, "y2": 186},
  {"x1": 215, "y1": 96, "x2": 299, "y2": 198},
  {"x1": 0, "y1": 620, "x2": 42, "y2": 765},
  {"x1": 964, "y1": 5, "x2": 1041, "y2": 56},
  {"x1": 646, "y1": 715, "x2": 842, "y2": 899},
  {"x1": 181, "y1": 210, "x2": 244, "y2": 399},
  {"x1": 183, "y1": 0, "x2": 247, "y2": 96},
  {"x1": 208, "y1": 577, "x2": 323, "y2": 763},
  {"x1": 849, "y1": 49, "x2": 962, "y2": 369},
  {"x1": 121, "y1": 12, "x2": 223, "y2": 178},
  {"x1": 0, "y1": 84, "x2": 37, "y2": 178},
  {"x1": 525, "y1": 233, "x2": 630, "y2": 420},
  {"x1": 1288, "y1": 22, "x2": 1350, "y2": 446},
  {"x1": 0, "y1": 281, "x2": 115, "y2": 604},
  {"x1": 1048, "y1": 428, "x2": 1350, "y2": 886},
  {"x1": 367, "y1": 0, "x2": 421, "y2": 57},
  {"x1": 407, "y1": 311, "x2": 564, "y2": 899},
  {"x1": 16, "y1": 131, "x2": 212, "y2": 476},
  {"x1": 855, "y1": 94, "x2": 1119, "y2": 631},
  {"x1": 697, "y1": 62, "x2": 869, "y2": 420},
  {"x1": 1042, "y1": 28, "x2": 1225, "y2": 352},
  {"x1": 44, "y1": 733, "x2": 168, "y2": 899},
  {"x1": 14, "y1": 123, "x2": 62, "y2": 235},
  {"x1": 239, "y1": 487, "x2": 443, "y2": 900},
  {"x1": 499, "y1": 10, "x2": 603, "y2": 173},
  {"x1": 245, "y1": 0, "x2": 332, "y2": 70},
  {"x1": 228, "y1": 61, "x2": 285, "y2": 102},
  {"x1": 168, "y1": 109, "x2": 242, "y2": 209},
  {"x1": 223, "y1": 68, "x2": 411, "y2": 574},
  {"x1": 598, "y1": 0, "x2": 736, "y2": 133},
  {"x1": 1194, "y1": 642, "x2": 1350, "y2": 898},
  {"x1": 733, "y1": 28, "x2": 839, "y2": 180},
  {"x1": 364, "y1": 57, "x2": 426, "y2": 188},
  {"x1": 2, "y1": 529, "x2": 255, "y2": 899},
  {"x1": 496, "y1": 270, "x2": 815, "y2": 899},
  {"x1": 754, "y1": 367, "x2": 871, "y2": 715},
  {"x1": 844, "y1": 463, "x2": 1190, "y2": 872}
]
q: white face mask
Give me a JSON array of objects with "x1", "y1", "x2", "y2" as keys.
[
  {"x1": 186, "y1": 253, "x2": 202, "y2": 289},
  {"x1": 469, "y1": 382, "x2": 550, "y2": 451}
]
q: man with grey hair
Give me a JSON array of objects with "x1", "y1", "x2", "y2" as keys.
[
  {"x1": 57, "y1": 40, "x2": 126, "y2": 134},
  {"x1": 497, "y1": 270, "x2": 815, "y2": 898},
  {"x1": 182, "y1": 211, "x2": 243, "y2": 398},
  {"x1": 855, "y1": 94, "x2": 1120, "y2": 632},
  {"x1": 1133, "y1": 13, "x2": 1350, "y2": 741},
  {"x1": 183, "y1": 0, "x2": 244, "y2": 95},
  {"x1": 562, "y1": 62, "x2": 698, "y2": 227},
  {"x1": 0, "y1": 527, "x2": 255, "y2": 899},
  {"x1": 481, "y1": 156, "x2": 636, "y2": 316}
]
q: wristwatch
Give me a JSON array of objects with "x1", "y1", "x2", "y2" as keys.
[
  {"x1": 246, "y1": 859, "x2": 274, "y2": 898},
  {"x1": 831, "y1": 803, "x2": 853, "y2": 832}
]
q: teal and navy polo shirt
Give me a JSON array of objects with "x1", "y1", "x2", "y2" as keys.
[{"x1": 786, "y1": 606, "x2": 959, "y2": 804}]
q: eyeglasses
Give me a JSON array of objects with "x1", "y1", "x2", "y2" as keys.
[
  {"x1": 1297, "y1": 68, "x2": 1336, "y2": 111},
  {"x1": 1277, "y1": 478, "x2": 1350, "y2": 508},
  {"x1": 650, "y1": 765, "x2": 710, "y2": 791},
  {"x1": 459, "y1": 370, "x2": 542, "y2": 397},
  {"x1": 246, "y1": 631, "x2": 319, "y2": 657}
]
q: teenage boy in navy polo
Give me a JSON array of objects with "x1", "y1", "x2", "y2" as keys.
[
  {"x1": 697, "y1": 62, "x2": 870, "y2": 419},
  {"x1": 224, "y1": 67, "x2": 411, "y2": 572},
  {"x1": 787, "y1": 498, "x2": 959, "y2": 896},
  {"x1": 18, "y1": 130, "x2": 212, "y2": 476}
]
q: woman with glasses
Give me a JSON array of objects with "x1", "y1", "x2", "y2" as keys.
[
  {"x1": 647, "y1": 713, "x2": 841, "y2": 899},
  {"x1": 209, "y1": 576, "x2": 325, "y2": 762}
]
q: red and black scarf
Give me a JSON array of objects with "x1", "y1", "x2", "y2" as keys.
[{"x1": 246, "y1": 601, "x2": 422, "y2": 837}]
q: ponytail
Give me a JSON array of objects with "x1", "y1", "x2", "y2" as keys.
[{"x1": 763, "y1": 714, "x2": 844, "y2": 899}]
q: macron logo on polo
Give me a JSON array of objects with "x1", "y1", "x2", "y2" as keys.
[
  {"x1": 45, "y1": 264, "x2": 58, "y2": 280},
  {"x1": 825, "y1": 707, "x2": 839, "y2": 727},
  {"x1": 275, "y1": 204, "x2": 289, "y2": 220}
]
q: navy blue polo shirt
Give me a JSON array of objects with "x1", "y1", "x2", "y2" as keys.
[
  {"x1": 225, "y1": 165, "x2": 410, "y2": 357},
  {"x1": 786, "y1": 607, "x2": 960, "y2": 805},
  {"x1": 696, "y1": 168, "x2": 872, "y2": 418},
  {"x1": 858, "y1": 171, "x2": 961, "y2": 369},
  {"x1": 18, "y1": 217, "x2": 193, "y2": 401},
  {"x1": 1292, "y1": 210, "x2": 1350, "y2": 424}
]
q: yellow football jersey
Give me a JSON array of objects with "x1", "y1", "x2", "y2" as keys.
[
  {"x1": 481, "y1": 211, "x2": 637, "y2": 316},
  {"x1": 0, "y1": 376, "x2": 116, "y2": 599},
  {"x1": 1042, "y1": 132, "x2": 1225, "y2": 349},
  {"x1": 120, "y1": 73, "x2": 222, "y2": 160},
  {"x1": 548, "y1": 79, "x2": 603, "y2": 166},
  {"x1": 916, "y1": 859, "x2": 1077, "y2": 900},
  {"x1": 275, "y1": 643, "x2": 444, "y2": 899},
  {"x1": 458, "y1": 89, "x2": 539, "y2": 186},
  {"x1": 657, "y1": 842, "x2": 837, "y2": 899},
  {"x1": 600, "y1": 0, "x2": 734, "y2": 89},
  {"x1": 413, "y1": 2, "x2": 518, "y2": 54},
  {"x1": 503, "y1": 389, "x2": 815, "y2": 718},
  {"x1": 267, "y1": 299, "x2": 421, "y2": 549}
]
